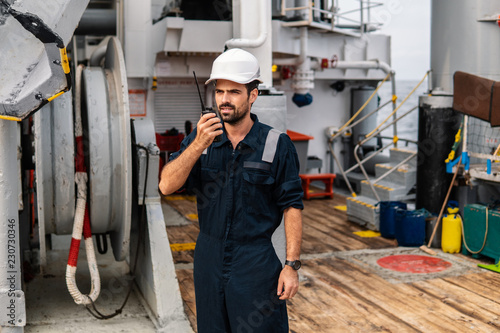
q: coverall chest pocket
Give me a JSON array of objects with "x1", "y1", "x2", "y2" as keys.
[{"x1": 242, "y1": 170, "x2": 275, "y2": 215}]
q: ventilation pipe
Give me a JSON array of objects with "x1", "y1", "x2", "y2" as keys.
[
  {"x1": 226, "y1": 0, "x2": 273, "y2": 87},
  {"x1": 225, "y1": 0, "x2": 268, "y2": 49},
  {"x1": 274, "y1": 27, "x2": 314, "y2": 107}
]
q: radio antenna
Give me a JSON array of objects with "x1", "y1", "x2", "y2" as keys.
[{"x1": 193, "y1": 71, "x2": 206, "y2": 111}]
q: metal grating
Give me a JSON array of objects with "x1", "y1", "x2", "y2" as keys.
[{"x1": 154, "y1": 78, "x2": 206, "y2": 134}]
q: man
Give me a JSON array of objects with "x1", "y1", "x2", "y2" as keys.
[{"x1": 159, "y1": 48, "x2": 303, "y2": 332}]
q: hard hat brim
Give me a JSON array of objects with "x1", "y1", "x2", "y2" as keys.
[{"x1": 205, "y1": 75, "x2": 263, "y2": 85}]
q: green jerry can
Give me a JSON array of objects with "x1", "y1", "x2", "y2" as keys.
[{"x1": 462, "y1": 204, "x2": 500, "y2": 264}]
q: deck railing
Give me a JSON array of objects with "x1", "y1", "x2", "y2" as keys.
[{"x1": 280, "y1": 0, "x2": 383, "y2": 36}]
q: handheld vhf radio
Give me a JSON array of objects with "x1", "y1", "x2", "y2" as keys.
[{"x1": 193, "y1": 71, "x2": 222, "y2": 142}]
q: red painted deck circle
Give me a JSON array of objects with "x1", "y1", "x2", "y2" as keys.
[{"x1": 377, "y1": 255, "x2": 452, "y2": 274}]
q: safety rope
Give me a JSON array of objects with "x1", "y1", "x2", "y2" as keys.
[
  {"x1": 366, "y1": 71, "x2": 429, "y2": 139},
  {"x1": 335, "y1": 72, "x2": 391, "y2": 136},
  {"x1": 66, "y1": 64, "x2": 101, "y2": 305}
]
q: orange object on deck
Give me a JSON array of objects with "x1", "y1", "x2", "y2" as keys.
[{"x1": 299, "y1": 173, "x2": 336, "y2": 200}]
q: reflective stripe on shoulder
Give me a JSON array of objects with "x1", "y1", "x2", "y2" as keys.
[{"x1": 262, "y1": 129, "x2": 282, "y2": 163}]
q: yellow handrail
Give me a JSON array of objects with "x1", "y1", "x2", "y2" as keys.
[
  {"x1": 335, "y1": 72, "x2": 391, "y2": 136},
  {"x1": 365, "y1": 71, "x2": 429, "y2": 139}
]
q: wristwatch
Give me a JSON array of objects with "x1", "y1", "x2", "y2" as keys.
[{"x1": 285, "y1": 260, "x2": 302, "y2": 270}]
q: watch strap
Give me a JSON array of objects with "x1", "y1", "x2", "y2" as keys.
[{"x1": 285, "y1": 260, "x2": 301, "y2": 270}]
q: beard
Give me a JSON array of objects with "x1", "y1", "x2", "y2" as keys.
[{"x1": 218, "y1": 99, "x2": 251, "y2": 125}]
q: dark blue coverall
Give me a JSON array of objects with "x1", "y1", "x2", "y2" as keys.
[{"x1": 170, "y1": 113, "x2": 304, "y2": 333}]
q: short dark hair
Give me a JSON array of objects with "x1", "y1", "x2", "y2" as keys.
[{"x1": 245, "y1": 80, "x2": 260, "y2": 97}]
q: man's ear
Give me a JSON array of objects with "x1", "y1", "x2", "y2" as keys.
[{"x1": 249, "y1": 88, "x2": 258, "y2": 104}]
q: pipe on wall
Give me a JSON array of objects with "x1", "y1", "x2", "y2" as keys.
[
  {"x1": 334, "y1": 60, "x2": 393, "y2": 75},
  {"x1": 225, "y1": 0, "x2": 268, "y2": 48},
  {"x1": 273, "y1": 26, "x2": 308, "y2": 66}
]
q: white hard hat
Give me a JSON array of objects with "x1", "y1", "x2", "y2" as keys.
[{"x1": 205, "y1": 48, "x2": 263, "y2": 85}]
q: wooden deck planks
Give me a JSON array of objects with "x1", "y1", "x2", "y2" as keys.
[
  {"x1": 176, "y1": 269, "x2": 198, "y2": 331},
  {"x1": 166, "y1": 224, "x2": 198, "y2": 263},
  {"x1": 296, "y1": 268, "x2": 413, "y2": 332},
  {"x1": 443, "y1": 273, "x2": 500, "y2": 303},
  {"x1": 164, "y1": 194, "x2": 500, "y2": 333},
  {"x1": 411, "y1": 279, "x2": 500, "y2": 330},
  {"x1": 301, "y1": 199, "x2": 397, "y2": 251},
  {"x1": 306, "y1": 258, "x2": 471, "y2": 332}
]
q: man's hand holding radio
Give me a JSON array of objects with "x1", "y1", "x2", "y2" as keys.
[{"x1": 196, "y1": 112, "x2": 223, "y2": 147}]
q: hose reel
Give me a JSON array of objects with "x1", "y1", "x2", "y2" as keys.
[
  {"x1": 34, "y1": 37, "x2": 132, "y2": 306},
  {"x1": 35, "y1": 37, "x2": 132, "y2": 260}
]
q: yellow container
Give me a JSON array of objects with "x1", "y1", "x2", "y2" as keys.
[{"x1": 442, "y1": 207, "x2": 462, "y2": 253}]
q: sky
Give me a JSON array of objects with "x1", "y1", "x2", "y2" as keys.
[{"x1": 372, "y1": 0, "x2": 431, "y2": 80}]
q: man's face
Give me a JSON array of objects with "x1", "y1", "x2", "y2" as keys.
[{"x1": 215, "y1": 79, "x2": 257, "y2": 125}]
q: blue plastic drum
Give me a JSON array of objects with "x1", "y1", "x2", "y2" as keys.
[
  {"x1": 379, "y1": 201, "x2": 407, "y2": 239},
  {"x1": 395, "y1": 209, "x2": 426, "y2": 247}
]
